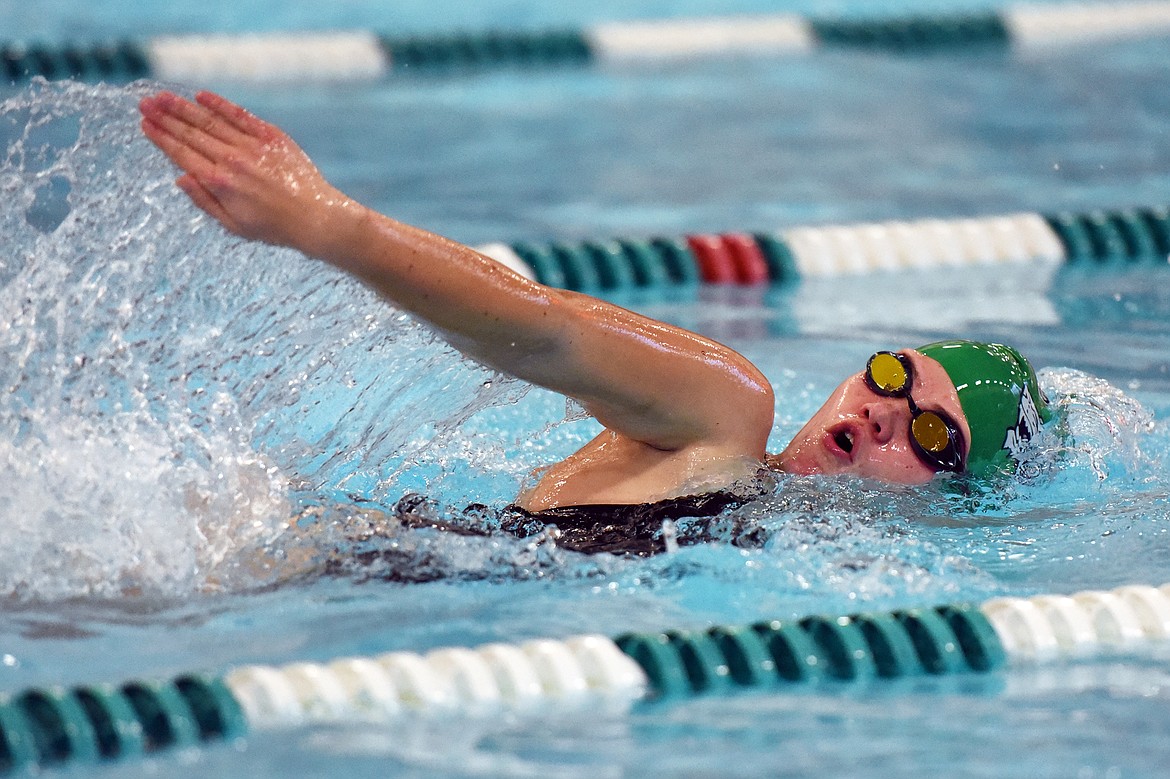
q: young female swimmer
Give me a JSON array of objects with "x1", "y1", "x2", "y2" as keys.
[{"x1": 138, "y1": 91, "x2": 1051, "y2": 529}]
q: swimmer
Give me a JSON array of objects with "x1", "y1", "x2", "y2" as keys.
[{"x1": 138, "y1": 91, "x2": 1052, "y2": 530}]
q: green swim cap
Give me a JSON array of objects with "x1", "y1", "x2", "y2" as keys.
[{"x1": 916, "y1": 340, "x2": 1052, "y2": 478}]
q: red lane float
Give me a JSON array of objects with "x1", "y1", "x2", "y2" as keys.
[
  {"x1": 686, "y1": 234, "x2": 771, "y2": 284},
  {"x1": 722, "y1": 233, "x2": 771, "y2": 285},
  {"x1": 686, "y1": 234, "x2": 737, "y2": 284}
]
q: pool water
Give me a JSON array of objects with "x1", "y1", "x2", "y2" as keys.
[{"x1": 3, "y1": 2, "x2": 1170, "y2": 777}]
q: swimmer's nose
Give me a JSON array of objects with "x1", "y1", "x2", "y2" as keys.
[{"x1": 862, "y1": 399, "x2": 906, "y2": 445}]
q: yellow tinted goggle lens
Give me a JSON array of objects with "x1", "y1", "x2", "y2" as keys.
[
  {"x1": 868, "y1": 352, "x2": 909, "y2": 393},
  {"x1": 912, "y1": 412, "x2": 951, "y2": 454}
]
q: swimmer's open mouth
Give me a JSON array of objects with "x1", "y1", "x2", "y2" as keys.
[{"x1": 834, "y1": 430, "x2": 855, "y2": 453}]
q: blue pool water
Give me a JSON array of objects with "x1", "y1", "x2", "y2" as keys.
[{"x1": 3, "y1": 1, "x2": 1170, "y2": 777}]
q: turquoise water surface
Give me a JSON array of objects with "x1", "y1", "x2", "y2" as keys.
[{"x1": 2, "y1": 2, "x2": 1170, "y2": 777}]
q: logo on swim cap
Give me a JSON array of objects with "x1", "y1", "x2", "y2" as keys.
[
  {"x1": 916, "y1": 340, "x2": 1052, "y2": 478},
  {"x1": 1003, "y1": 384, "x2": 1044, "y2": 462}
]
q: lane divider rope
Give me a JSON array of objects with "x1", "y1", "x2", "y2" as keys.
[
  {"x1": 2, "y1": 582, "x2": 1169, "y2": 773},
  {"x1": 477, "y1": 205, "x2": 1170, "y2": 292},
  {"x1": 7, "y1": 2, "x2": 1170, "y2": 84}
]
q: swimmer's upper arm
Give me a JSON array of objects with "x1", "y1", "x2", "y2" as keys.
[{"x1": 490, "y1": 289, "x2": 776, "y2": 454}]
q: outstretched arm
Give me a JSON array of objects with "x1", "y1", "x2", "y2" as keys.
[{"x1": 138, "y1": 91, "x2": 774, "y2": 454}]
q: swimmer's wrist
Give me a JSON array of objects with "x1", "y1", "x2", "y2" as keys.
[{"x1": 295, "y1": 191, "x2": 371, "y2": 264}]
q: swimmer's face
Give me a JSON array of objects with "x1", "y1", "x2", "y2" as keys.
[{"x1": 772, "y1": 350, "x2": 971, "y2": 485}]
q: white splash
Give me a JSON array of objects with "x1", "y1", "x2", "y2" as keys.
[{"x1": 0, "y1": 79, "x2": 518, "y2": 600}]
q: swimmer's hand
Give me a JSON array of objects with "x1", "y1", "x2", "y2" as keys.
[{"x1": 139, "y1": 90, "x2": 356, "y2": 255}]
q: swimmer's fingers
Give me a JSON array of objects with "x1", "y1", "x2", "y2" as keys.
[
  {"x1": 140, "y1": 101, "x2": 255, "y2": 177},
  {"x1": 194, "y1": 90, "x2": 281, "y2": 143},
  {"x1": 141, "y1": 91, "x2": 256, "y2": 151},
  {"x1": 175, "y1": 174, "x2": 240, "y2": 233},
  {"x1": 141, "y1": 115, "x2": 237, "y2": 179},
  {"x1": 140, "y1": 115, "x2": 217, "y2": 181},
  {"x1": 143, "y1": 114, "x2": 209, "y2": 173}
]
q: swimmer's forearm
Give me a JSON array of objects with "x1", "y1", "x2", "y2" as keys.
[{"x1": 305, "y1": 199, "x2": 567, "y2": 373}]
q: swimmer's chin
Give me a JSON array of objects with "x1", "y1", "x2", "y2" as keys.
[{"x1": 766, "y1": 446, "x2": 833, "y2": 476}]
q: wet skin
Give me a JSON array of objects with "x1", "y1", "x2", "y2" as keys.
[
  {"x1": 138, "y1": 90, "x2": 969, "y2": 509},
  {"x1": 771, "y1": 350, "x2": 971, "y2": 485}
]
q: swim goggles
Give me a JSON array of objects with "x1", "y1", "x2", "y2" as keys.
[{"x1": 864, "y1": 351, "x2": 967, "y2": 474}]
